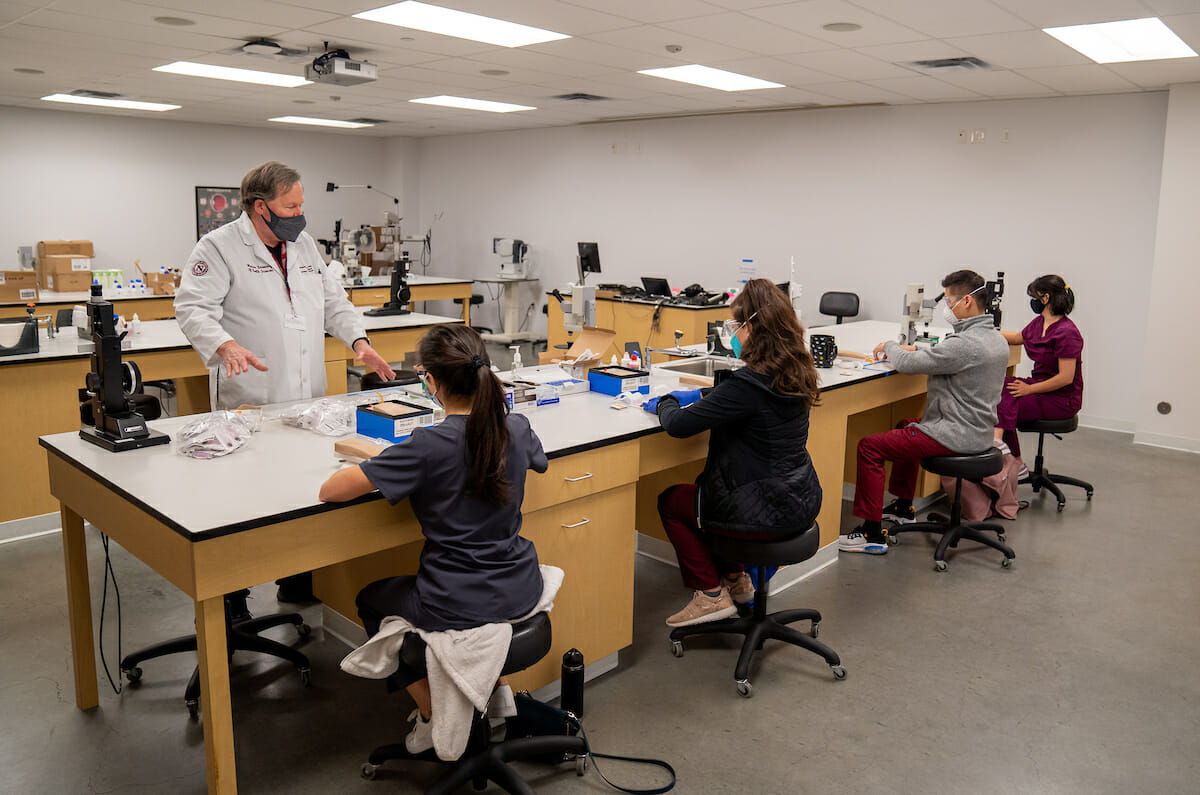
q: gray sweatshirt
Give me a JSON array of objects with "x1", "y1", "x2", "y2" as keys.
[{"x1": 883, "y1": 314, "x2": 1008, "y2": 453}]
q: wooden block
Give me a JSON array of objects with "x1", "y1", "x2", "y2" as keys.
[{"x1": 334, "y1": 437, "x2": 386, "y2": 461}]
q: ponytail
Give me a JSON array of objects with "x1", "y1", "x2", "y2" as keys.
[{"x1": 418, "y1": 325, "x2": 512, "y2": 506}]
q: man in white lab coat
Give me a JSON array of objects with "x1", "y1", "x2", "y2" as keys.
[{"x1": 176, "y1": 160, "x2": 395, "y2": 410}]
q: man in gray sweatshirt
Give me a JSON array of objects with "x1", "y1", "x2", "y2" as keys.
[{"x1": 841, "y1": 269, "x2": 1009, "y2": 554}]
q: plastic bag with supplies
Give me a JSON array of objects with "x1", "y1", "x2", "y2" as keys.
[
  {"x1": 279, "y1": 398, "x2": 356, "y2": 437},
  {"x1": 175, "y1": 411, "x2": 257, "y2": 459}
]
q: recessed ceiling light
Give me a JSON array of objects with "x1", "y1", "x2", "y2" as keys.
[
  {"x1": 481, "y1": 69, "x2": 510, "y2": 76},
  {"x1": 268, "y1": 116, "x2": 374, "y2": 128},
  {"x1": 42, "y1": 93, "x2": 180, "y2": 112},
  {"x1": 637, "y1": 64, "x2": 784, "y2": 91},
  {"x1": 409, "y1": 95, "x2": 535, "y2": 113},
  {"x1": 154, "y1": 16, "x2": 195, "y2": 27},
  {"x1": 823, "y1": 22, "x2": 862, "y2": 33},
  {"x1": 153, "y1": 61, "x2": 310, "y2": 88},
  {"x1": 14, "y1": 67, "x2": 44, "y2": 74},
  {"x1": 293, "y1": 99, "x2": 316, "y2": 104},
  {"x1": 1043, "y1": 17, "x2": 1197, "y2": 63},
  {"x1": 354, "y1": 1, "x2": 570, "y2": 48}
]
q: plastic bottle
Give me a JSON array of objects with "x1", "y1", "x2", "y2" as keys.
[
  {"x1": 620, "y1": 351, "x2": 632, "y2": 369},
  {"x1": 131, "y1": 313, "x2": 142, "y2": 335},
  {"x1": 112, "y1": 280, "x2": 123, "y2": 298},
  {"x1": 561, "y1": 648, "x2": 584, "y2": 719},
  {"x1": 609, "y1": 353, "x2": 619, "y2": 367},
  {"x1": 629, "y1": 350, "x2": 641, "y2": 370}
]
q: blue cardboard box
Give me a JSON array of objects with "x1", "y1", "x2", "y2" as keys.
[
  {"x1": 588, "y1": 365, "x2": 650, "y2": 396},
  {"x1": 355, "y1": 400, "x2": 435, "y2": 443}
]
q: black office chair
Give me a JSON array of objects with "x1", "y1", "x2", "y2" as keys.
[
  {"x1": 668, "y1": 523, "x2": 846, "y2": 698},
  {"x1": 359, "y1": 611, "x2": 589, "y2": 793},
  {"x1": 55, "y1": 307, "x2": 74, "y2": 331},
  {"x1": 1017, "y1": 416, "x2": 1094, "y2": 512},
  {"x1": 819, "y1": 291, "x2": 859, "y2": 324},
  {"x1": 453, "y1": 294, "x2": 493, "y2": 335},
  {"x1": 887, "y1": 448, "x2": 1016, "y2": 572},
  {"x1": 120, "y1": 589, "x2": 310, "y2": 719}
]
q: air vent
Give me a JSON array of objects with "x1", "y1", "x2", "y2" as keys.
[
  {"x1": 551, "y1": 93, "x2": 611, "y2": 102},
  {"x1": 902, "y1": 56, "x2": 996, "y2": 72},
  {"x1": 346, "y1": 117, "x2": 388, "y2": 125},
  {"x1": 70, "y1": 89, "x2": 123, "y2": 99}
]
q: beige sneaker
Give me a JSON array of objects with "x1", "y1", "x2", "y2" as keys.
[
  {"x1": 724, "y1": 572, "x2": 754, "y2": 604},
  {"x1": 665, "y1": 588, "x2": 736, "y2": 628}
]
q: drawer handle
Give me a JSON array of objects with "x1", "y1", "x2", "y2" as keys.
[
  {"x1": 561, "y1": 518, "x2": 590, "y2": 529},
  {"x1": 563, "y1": 473, "x2": 594, "y2": 483}
]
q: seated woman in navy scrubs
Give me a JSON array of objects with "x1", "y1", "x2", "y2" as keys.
[
  {"x1": 319, "y1": 324, "x2": 547, "y2": 754},
  {"x1": 995, "y1": 275, "x2": 1084, "y2": 459}
]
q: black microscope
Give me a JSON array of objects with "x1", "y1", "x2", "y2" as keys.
[
  {"x1": 364, "y1": 250, "x2": 412, "y2": 317},
  {"x1": 78, "y1": 284, "x2": 169, "y2": 452}
]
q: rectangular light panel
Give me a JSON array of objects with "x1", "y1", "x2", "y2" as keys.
[
  {"x1": 354, "y1": 1, "x2": 570, "y2": 48},
  {"x1": 269, "y1": 116, "x2": 374, "y2": 129},
  {"x1": 154, "y1": 61, "x2": 311, "y2": 87},
  {"x1": 409, "y1": 95, "x2": 535, "y2": 113},
  {"x1": 41, "y1": 93, "x2": 180, "y2": 112},
  {"x1": 637, "y1": 64, "x2": 785, "y2": 91},
  {"x1": 1044, "y1": 17, "x2": 1198, "y2": 64}
]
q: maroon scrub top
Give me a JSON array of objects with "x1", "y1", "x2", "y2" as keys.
[{"x1": 1021, "y1": 315, "x2": 1084, "y2": 411}]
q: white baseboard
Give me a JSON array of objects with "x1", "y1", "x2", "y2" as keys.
[
  {"x1": 638, "y1": 531, "x2": 839, "y2": 597},
  {"x1": 0, "y1": 512, "x2": 62, "y2": 545},
  {"x1": 837, "y1": 483, "x2": 942, "y2": 512},
  {"x1": 1077, "y1": 414, "x2": 1135, "y2": 434},
  {"x1": 1132, "y1": 431, "x2": 1200, "y2": 454}
]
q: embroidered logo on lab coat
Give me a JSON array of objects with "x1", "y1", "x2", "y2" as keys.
[{"x1": 192, "y1": 260, "x2": 208, "y2": 276}]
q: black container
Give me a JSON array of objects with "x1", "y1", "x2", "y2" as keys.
[
  {"x1": 809, "y1": 333, "x2": 838, "y2": 368},
  {"x1": 561, "y1": 648, "x2": 585, "y2": 719}
]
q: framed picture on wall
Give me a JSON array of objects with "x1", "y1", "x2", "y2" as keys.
[{"x1": 195, "y1": 186, "x2": 241, "y2": 240}]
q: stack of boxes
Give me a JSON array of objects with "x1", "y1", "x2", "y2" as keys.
[{"x1": 37, "y1": 240, "x2": 95, "y2": 293}]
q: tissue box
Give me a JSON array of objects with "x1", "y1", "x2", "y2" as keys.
[
  {"x1": 355, "y1": 400, "x2": 435, "y2": 443},
  {"x1": 504, "y1": 380, "x2": 560, "y2": 410},
  {"x1": 587, "y1": 365, "x2": 650, "y2": 396}
]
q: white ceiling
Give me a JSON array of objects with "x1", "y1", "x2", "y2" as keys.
[{"x1": 1, "y1": 0, "x2": 1198, "y2": 137}]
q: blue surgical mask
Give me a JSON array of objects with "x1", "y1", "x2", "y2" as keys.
[
  {"x1": 262, "y1": 204, "x2": 306, "y2": 242},
  {"x1": 730, "y1": 333, "x2": 743, "y2": 359}
]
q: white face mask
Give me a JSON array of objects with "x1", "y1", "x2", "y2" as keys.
[{"x1": 942, "y1": 285, "x2": 985, "y2": 326}]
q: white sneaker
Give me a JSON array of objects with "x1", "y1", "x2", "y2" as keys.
[
  {"x1": 838, "y1": 531, "x2": 888, "y2": 555},
  {"x1": 405, "y1": 708, "x2": 434, "y2": 754}
]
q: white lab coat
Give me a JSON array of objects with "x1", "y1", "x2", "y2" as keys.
[{"x1": 175, "y1": 212, "x2": 367, "y2": 410}]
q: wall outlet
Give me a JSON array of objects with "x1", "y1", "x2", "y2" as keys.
[
  {"x1": 971, "y1": 128, "x2": 987, "y2": 144},
  {"x1": 957, "y1": 128, "x2": 969, "y2": 144},
  {"x1": 1000, "y1": 128, "x2": 1010, "y2": 143}
]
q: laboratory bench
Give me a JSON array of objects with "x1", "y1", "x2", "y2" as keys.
[{"x1": 344, "y1": 274, "x2": 474, "y2": 322}]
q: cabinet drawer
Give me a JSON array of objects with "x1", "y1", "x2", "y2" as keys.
[
  {"x1": 523, "y1": 441, "x2": 638, "y2": 514},
  {"x1": 351, "y1": 288, "x2": 392, "y2": 306}
]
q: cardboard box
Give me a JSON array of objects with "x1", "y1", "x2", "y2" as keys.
[
  {"x1": 0, "y1": 271, "x2": 39, "y2": 302},
  {"x1": 40, "y1": 254, "x2": 94, "y2": 274},
  {"x1": 355, "y1": 400, "x2": 435, "y2": 443},
  {"x1": 143, "y1": 271, "x2": 181, "y2": 296},
  {"x1": 37, "y1": 240, "x2": 94, "y2": 259},
  {"x1": 42, "y1": 271, "x2": 94, "y2": 293},
  {"x1": 537, "y1": 326, "x2": 615, "y2": 376}
]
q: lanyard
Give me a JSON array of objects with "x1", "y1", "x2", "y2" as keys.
[{"x1": 267, "y1": 242, "x2": 292, "y2": 305}]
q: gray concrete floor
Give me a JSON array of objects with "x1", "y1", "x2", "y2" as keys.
[{"x1": 2, "y1": 427, "x2": 1198, "y2": 794}]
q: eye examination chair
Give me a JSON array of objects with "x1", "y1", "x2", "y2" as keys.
[
  {"x1": 887, "y1": 448, "x2": 1016, "y2": 572},
  {"x1": 120, "y1": 589, "x2": 311, "y2": 719},
  {"x1": 359, "y1": 611, "x2": 589, "y2": 794},
  {"x1": 1016, "y1": 416, "x2": 1094, "y2": 512},
  {"x1": 818, "y1": 291, "x2": 860, "y2": 324},
  {"x1": 668, "y1": 523, "x2": 846, "y2": 698}
]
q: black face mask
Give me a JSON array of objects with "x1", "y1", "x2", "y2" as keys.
[
  {"x1": 261, "y1": 203, "x2": 306, "y2": 242},
  {"x1": 1030, "y1": 297, "x2": 1045, "y2": 315}
]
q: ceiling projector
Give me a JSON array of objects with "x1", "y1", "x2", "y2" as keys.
[{"x1": 305, "y1": 49, "x2": 377, "y2": 86}]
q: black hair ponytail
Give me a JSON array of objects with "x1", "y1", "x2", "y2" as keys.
[{"x1": 1028, "y1": 274, "x2": 1074, "y2": 316}]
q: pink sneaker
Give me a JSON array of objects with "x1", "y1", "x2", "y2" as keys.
[
  {"x1": 666, "y1": 588, "x2": 736, "y2": 628},
  {"x1": 724, "y1": 572, "x2": 754, "y2": 604}
]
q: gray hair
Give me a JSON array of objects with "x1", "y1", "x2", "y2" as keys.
[{"x1": 241, "y1": 161, "x2": 301, "y2": 214}]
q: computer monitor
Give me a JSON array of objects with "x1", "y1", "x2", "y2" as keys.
[
  {"x1": 640, "y1": 276, "x2": 671, "y2": 297},
  {"x1": 577, "y1": 242, "x2": 601, "y2": 284}
]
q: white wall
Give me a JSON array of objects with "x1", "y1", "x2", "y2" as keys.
[
  {"x1": 414, "y1": 92, "x2": 1167, "y2": 431},
  {"x1": 1136, "y1": 83, "x2": 1200, "y2": 452},
  {"x1": 0, "y1": 106, "x2": 400, "y2": 279}
]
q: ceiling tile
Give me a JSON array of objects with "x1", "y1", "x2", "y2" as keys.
[
  {"x1": 121, "y1": 0, "x2": 342, "y2": 28},
  {"x1": 302, "y1": 17, "x2": 497, "y2": 58},
  {"x1": 526, "y1": 37, "x2": 661, "y2": 70},
  {"x1": 988, "y1": 0, "x2": 1163, "y2": 28},
  {"x1": 866, "y1": 75, "x2": 988, "y2": 100},
  {"x1": 1159, "y1": 12, "x2": 1200, "y2": 49},
  {"x1": 659, "y1": 12, "x2": 833, "y2": 55},
  {"x1": 803, "y1": 80, "x2": 917, "y2": 104},
  {"x1": 543, "y1": 0, "x2": 725, "y2": 25},
  {"x1": 746, "y1": 1, "x2": 928, "y2": 47},
  {"x1": 1146, "y1": 0, "x2": 1200, "y2": 13},
  {"x1": 849, "y1": 0, "x2": 1033, "y2": 38},
  {"x1": 1103, "y1": 56, "x2": 1200, "y2": 87},
  {"x1": 473, "y1": 48, "x2": 622, "y2": 79},
  {"x1": 944, "y1": 30, "x2": 1091, "y2": 69},
  {"x1": 779, "y1": 49, "x2": 918, "y2": 80},
  {"x1": 855, "y1": 39, "x2": 974, "y2": 64},
  {"x1": 703, "y1": 56, "x2": 842, "y2": 86},
  {"x1": 930, "y1": 68, "x2": 1061, "y2": 97},
  {"x1": 588, "y1": 24, "x2": 756, "y2": 63},
  {"x1": 1013, "y1": 64, "x2": 1141, "y2": 92},
  {"x1": 411, "y1": 0, "x2": 636, "y2": 35},
  {"x1": 0, "y1": 2, "x2": 38, "y2": 26}
]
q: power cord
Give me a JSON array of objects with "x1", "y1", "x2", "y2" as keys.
[{"x1": 98, "y1": 530, "x2": 124, "y2": 695}]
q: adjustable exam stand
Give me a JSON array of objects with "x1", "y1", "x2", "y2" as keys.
[
  {"x1": 0, "y1": 305, "x2": 40, "y2": 357},
  {"x1": 78, "y1": 285, "x2": 169, "y2": 452},
  {"x1": 364, "y1": 256, "x2": 411, "y2": 317}
]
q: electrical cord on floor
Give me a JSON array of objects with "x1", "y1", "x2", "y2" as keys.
[{"x1": 98, "y1": 531, "x2": 124, "y2": 695}]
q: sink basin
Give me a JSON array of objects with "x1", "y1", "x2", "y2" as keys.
[{"x1": 655, "y1": 356, "x2": 737, "y2": 378}]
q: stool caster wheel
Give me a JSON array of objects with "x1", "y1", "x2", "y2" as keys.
[
  {"x1": 299, "y1": 667, "x2": 312, "y2": 687},
  {"x1": 186, "y1": 699, "x2": 200, "y2": 720},
  {"x1": 361, "y1": 762, "x2": 378, "y2": 780},
  {"x1": 831, "y1": 665, "x2": 847, "y2": 680},
  {"x1": 736, "y1": 679, "x2": 753, "y2": 698},
  {"x1": 810, "y1": 621, "x2": 820, "y2": 639},
  {"x1": 934, "y1": 560, "x2": 948, "y2": 573},
  {"x1": 297, "y1": 622, "x2": 312, "y2": 639},
  {"x1": 1086, "y1": 490, "x2": 1094, "y2": 501},
  {"x1": 670, "y1": 640, "x2": 684, "y2": 658},
  {"x1": 1001, "y1": 557, "x2": 1012, "y2": 569},
  {"x1": 122, "y1": 666, "x2": 143, "y2": 684},
  {"x1": 576, "y1": 754, "x2": 589, "y2": 776},
  {"x1": 996, "y1": 532, "x2": 1006, "y2": 543},
  {"x1": 1056, "y1": 503, "x2": 1065, "y2": 513}
]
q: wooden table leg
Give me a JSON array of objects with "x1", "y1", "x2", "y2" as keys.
[
  {"x1": 61, "y1": 504, "x2": 99, "y2": 710},
  {"x1": 196, "y1": 596, "x2": 238, "y2": 794}
]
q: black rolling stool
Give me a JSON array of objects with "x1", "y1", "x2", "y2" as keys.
[
  {"x1": 120, "y1": 590, "x2": 311, "y2": 719},
  {"x1": 360, "y1": 612, "x2": 588, "y2": 794},
  {"x1": 887, "y1": 448, "x2": 1016, "y2": 572},
  {"x1": 668, "y1": 523, "x2": 846, "y2": 698},
  {"x1": 361, "y1": 369, "x2": 421, "y2": 389},
  {"x1": 453, "y1": 294, "x2": 493, "y2": 335},
  {"x1": 1017, "y1": 416, "x2": 1094, "y2": 512}
]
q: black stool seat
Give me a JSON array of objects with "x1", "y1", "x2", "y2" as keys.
[
  {"x1": 669, "y1": 523, "x2": 845, "y2": 698},
  {"x1": 888, "y1": 448, "x2": 1015, "y2": 572},
  {"x1": 1015, "y1": 414, "x2": 1092, "y2": 511},
  {"x1": 453, "y1": 294, "x2": 485, "y2": 305},
  {"x1": 1017, "y1": 416, "x2": 1078, "y2": 435},
  {"x1": 362, "y1": 611, "x2": 588, "y2": 794},
  {"x1": 361, "y1": 369, "x2": 421, "y2": 389}
]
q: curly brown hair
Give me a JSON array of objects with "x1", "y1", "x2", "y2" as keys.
[{"x1": 731, "y1": 279, "x2": 820, "y2": 407}]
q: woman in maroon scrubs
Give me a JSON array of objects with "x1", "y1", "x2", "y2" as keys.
[{"x1": 995, "y1": 275, "x2": 1083, "y2": 458}]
